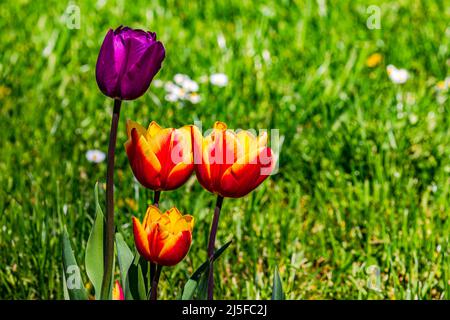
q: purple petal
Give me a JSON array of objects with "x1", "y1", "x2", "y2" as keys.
[
  {"x1": 96, "y1": 29, "x2": 125, "y2": 98},
  {"x1": 120, "y1": 41, "x2": 165, "y2": 100}
]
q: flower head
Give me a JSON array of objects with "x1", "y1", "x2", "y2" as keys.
[
  {"x1": 96, "y1": 26, "x2": 165, "y2": 100},
  {"x1": 192, "y1": 122, "x2": 275, "y2": 198},
  {"x1": 210, "y1": 73, "x2": 228, "y2": 87},
  {"x1": 86, "y1": 150, "x2": 106, "y2": 163},
  {"x1": 387, "y1": 64, "x2": 409, "y2": 84},
  {"x1": 125, "y1": 120, "x2": 194, "y2": 191},
  {"x1": 436, "y1": 77, "x2": 450, "y2": 91},
  {"x1": 112, "y1": 281, "x2": 124, "y2": 300},
  {"x1": 164, "y1": 75, "x2": 200, "y2": 103},
  {"x1": 366, "y1": 53, "x2": 382, "y2": 68},
  {"x1": 133, "y1": 205, "x2": 194, "y2": 266}
]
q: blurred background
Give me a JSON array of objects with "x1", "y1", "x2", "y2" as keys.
[{"x1": 0, "y1": 0, "x2": 449, "y2": 299}]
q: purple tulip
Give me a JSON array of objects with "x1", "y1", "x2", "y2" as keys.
[{"x1": 96, "y1": 26, "x2": 165, "y2": 100}]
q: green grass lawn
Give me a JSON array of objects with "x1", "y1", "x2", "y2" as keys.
[{"x1": 0, "y1": 0, "x2": 449, "y2": 299}]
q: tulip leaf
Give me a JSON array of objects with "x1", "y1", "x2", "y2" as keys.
[
  {"x1": 181, "y1": 240, "x2": 232, "y2": 300},
  {"x1": 62, "y1": 229, "x2": 88, "y2": 300},
  {"x1": 115, "y1": 232, "x2": 133, "y2": 292},
  {"x1": 125, "y1": 253, "x2": 147, "y2": 300},
  {"x1": 271, "y1": 265, "x2": 285, "y2": 300},
  {"x1": 85, "y1": 182, "x2": 104, "y2": 300},
  {"x1": 139, "y1": 256, "x2": 150, "y2": 294},
  {"x1": 196, "y1": 266, "x2": 210, "y2": 300},
  {"x1": 62, "y1": 267, "x2": 70, "y2": 300}
]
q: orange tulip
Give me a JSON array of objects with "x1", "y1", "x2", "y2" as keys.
[
  {"x1": 192, "y1": 121, "x2": 275, "y2": 198},
  {"x1": 132, "y1": 205, "x2": 194, "y2": 266},
  {"x1": 125, "y1": 120, "x2": 194, "y2": 191},
  {"x1": 112, "y1": 281, "x2": 124, "y2": 300}
]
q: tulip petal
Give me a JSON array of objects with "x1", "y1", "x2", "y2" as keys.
[
  {"x1": 126, "y1": 119, "x2": 147, "y2": 140},
  {"x1": 213, "y1": 121, "x2": 227, "y2": 130},
  {"x1": 120, "y1": 41, "x2": 165, "y2": 100},
  {"x1": 165, "y1": 162, "x2": 194, "y2": 190},
  {"x1": 167, "y1": 207, "x2": 183, "y2": 224},
  {"x1": 156, "y1": 231, "x2": 192, "y2": 267},
  {"x1": 147, "y1": 128, "x2": 173, "y2": 159},
  {"x1": 143, "y1": 205, "x2": 162, "y2": 230},
  {"x1": 192, "y1": 125, "x2": 214, "y2": 192},
  {"x1": 236, "y1": 130, "x2": 256, "y2": 158},
  {"x1": 132, "y1": 217, "x2": 151, "y2": 260},
  {"x1": 147, "y1": 223, "x2": 166, "y2": 263},
  {"x1": 219, "y1": 147, "x2": 274, "y2": 198},
  {"x1": 112, "y1": 281, "x2": 124, "y2": 300},
  {"x1": 96, "y1": 29, "x2": 125, "y2": 98},
  {"x1": 147, "y1": 121, "x2": 162, "y2": 138},
  {"x1": 172, "y1": 214, "x2": 195, "y2": 233},
  {"x1": 126, "y1": 128, "x2": 162, "y2": 189}
]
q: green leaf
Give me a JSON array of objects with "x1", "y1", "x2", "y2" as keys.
[
  {"x1": 181, "y1": 240, "x2": 232, "y2": 300},
  {"x1": 271, "y1": 265, "x2": 285, "y2": 300},
  {"x1": 125, "y1": 253, "x2": 147, "y2": 300},
  {"x1": 115, "y1": 233, "x2": 133, "y2": 293},
  {"x1": 196, "y1": 266, "x2": 209, "y2": 300},
  {"x1": 62, "y1": 268, "x2": 70, "y2": 300},
  {"x1": 84, "y1": 182, "x2": 104, "y2": 300},
  {"x1": 62, "y1": 229, "x2": 88, "y2": 300}
]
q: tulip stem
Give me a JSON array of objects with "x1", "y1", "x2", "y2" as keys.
[
  {"x1": 207, "y1": 195, "x2": 224, "y2": 300},
  {"x1": 153, "y1": 190, "x2": 161, "y2": 208},
  {"x1": 100, "y1": 98, "x2": 122, "y2": 300},
  {"x1": 150, "y1": 264, "x2": 162, "y2": 300},
  {"x1": 150, "y1": 191, "x2": 161, "y2": 284}
]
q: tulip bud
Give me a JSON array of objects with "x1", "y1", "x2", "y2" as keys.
[
  {"x1": 96, "y1": 26, "x2": 165, "y2": 100},
  {"x1": 112, "y1": 281, "x2": 124, "y2": 300},
  {"x1": 133, "y1": 206, "x2": 194, "y2": 266}
]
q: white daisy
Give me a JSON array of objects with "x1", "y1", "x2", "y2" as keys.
[
  {"x1": 210, "y1": 73, "x2": 228, "y2": 87},
  {"x1": 182, "y1": 79, "x2": 199, "y2": 92},
  {"x1": 164, "y1": 74, "x2": 202, "y2": 104},
  {"x1": 387, "y1": 65, "x2": 409, "y2": 84},
  {"x1": 86, "y1": 150, "x2": 106, "y2": 163},
  {"x1": 436, "y1": 77, "x2": 450, "y2": 91},
  {"x1": 174, "y1": 73, "x2": 189, "y2": 85},
  {"x1": 165, "y1": 93, "x2": 179, "y2": 102},
  {"x1": 187, "y1": 93, "x2": 201, "y2": 104},
  {"x1": 164, "y1": 81, "x2": 178, "y2": 92}
]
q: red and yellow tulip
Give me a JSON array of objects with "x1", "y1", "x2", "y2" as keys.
[
  {"x1": 125, "y1": 120, "x2": 194, "y2": 191},
  {"x1": 132, "y1": 205, "x2": 194, "y2": 266},
  {"x1": 192, "y1": 121, "x2": 275, "y2": 198},
  {"x1": 112, "y1": 281, "x2": 124, "y2": 300}
]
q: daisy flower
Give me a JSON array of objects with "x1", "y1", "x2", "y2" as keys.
[
  {"x1": 86, "y1": 150, "x2": 106, "y2": 163},
  {"x1": 187, "y1": 93, "x2": 201, "y2": 104},
  {"x1": 210, "y1": 73, "x2": 228, "y2": 87},
  {"x1": 164, "y1": 74, "x2": 200, "y2": 104},
  {"x1": 387, "y1": 65, "x2": 409, "y2": 84},
  {"x1": 436, "y1": 77, "x2": 450, "y2": 91}
]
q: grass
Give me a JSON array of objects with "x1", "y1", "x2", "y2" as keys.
[{"x1": 0, "y1": 0, "x2": 449, "y2": 299}]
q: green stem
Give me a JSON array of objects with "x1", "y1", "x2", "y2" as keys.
[{"x1": 100, "y1": 98, "x2": 122, "y2": 300}]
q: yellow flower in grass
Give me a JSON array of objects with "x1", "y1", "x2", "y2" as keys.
[{"x1": 366, "y1": 53, "x2": 383, "y2": 68}]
